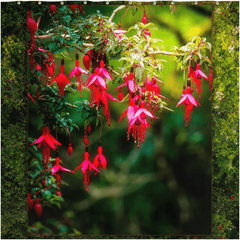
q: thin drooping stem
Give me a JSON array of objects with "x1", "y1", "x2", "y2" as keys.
[{"x1": 108, "y1": 5, "x2": 126, "y2": 23}]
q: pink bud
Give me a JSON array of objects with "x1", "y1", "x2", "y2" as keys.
[
  {"x1": 100, "y1": 60, "x2": 104, "y2": 69},
  {"x1": 118, "y1": 88, "x2": 124, "y2": 101},
  {"x1": 67, "y1": 143, "x2": 73, "y2": 157},
  {"x1": 129, "y1": 72, "x2": 134, "y2": 80},
  {"x1": 142, "y1": 14, "x2": 147, "y2": 24},
  {"x1": 87, "y1": 124, "x2": 91, "y2": 134},
  {"x1": 34, "y1": 198, "x2": 42, "y2": 218},
  {"x1": 83, "y1": 55, "x2": 91, "y2": 70}
]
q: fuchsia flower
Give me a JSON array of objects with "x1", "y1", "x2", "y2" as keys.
[
  {"x1": 114, "y1": 27, "x2": 127, "y2": 42},
  {"x1": 144, "y1": 29, "x2": 151, "y2": 38},
  {"x1": 74, "y1": 152, "x2": 99, "y2": 192},
  {"x1": 86, "y1": 68, "x2": 107, "y2": 107},
  {"x1": 27, "y1": 11, "x2": 37, "y2": 39},
  {"x1": 93, "y1": 146, "x2": 107, "y2": 174},
  {"x1": 86, "y1": 68, "x2": 107, "y2": 89},
  {"x1": 114, "y1": 73, "x2": 136, "y2": 93},
  {"x1": 99, "y1": 60, "x2": 113, "y2": 80},
  {"x1": 100, "y1": 90, "x2": 118, "y2": 126},
  {"x1": 46, "y1": 156, "x2": 74, "y2": 175},
  {"x1": 194, "y1": 63, "x2": 209, "y2": 99},
  {"x1": 128, "y1": 99, "x2": 157, "y2": 148},
  {"x1": 70, "y1": 54, "x2": 88, "y2": 95},
  {"x1": 50, "y1": 59, "x2": 71, "y2": 97},
  {"x1": 142, "y1": 13, "x2": 147, "y2": 25},
  {"x1": 70, "y1": 5, "x2": 84, "y2": 14},
  {"x1": 31, "y1": 126, "x2": 61, "y2": 168},
  {"x1": 145, "y1": 75, "x2": 167, "y2": 102},
  {"x1": 119, "y1": 97, "x2": 136, "y2": 123},
  {"x1": 176, "y1": 86, "x2": 200, "y2": 128}
]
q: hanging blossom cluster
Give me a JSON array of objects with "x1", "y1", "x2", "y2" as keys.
[
  {"x1": 27, "y1": 4, "x2": 212, "y2": 217},
  {"x1": 176, "y1": 62, "x2": 211, "y2": 128}
]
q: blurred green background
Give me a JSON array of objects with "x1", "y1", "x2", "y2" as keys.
[{"x1": 28, "y1": 4, "x2": 212, "y2": 235}]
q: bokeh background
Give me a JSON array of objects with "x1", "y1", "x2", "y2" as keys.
[{"x1": 28, "y1": 4, "x2": 212, "y2": 235}]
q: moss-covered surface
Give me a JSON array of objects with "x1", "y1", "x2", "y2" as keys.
[{"x1": 1, "y1": 1, "x2": 238, "y2": 239}]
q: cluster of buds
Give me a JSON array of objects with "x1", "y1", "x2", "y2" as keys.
[{"x1": 28, "y1": 194, "x2": 42, "y2": 218}]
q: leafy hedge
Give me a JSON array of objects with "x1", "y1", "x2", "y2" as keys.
[{"x1": 1, "y1": 1, "x2": 238, "y2": 239}]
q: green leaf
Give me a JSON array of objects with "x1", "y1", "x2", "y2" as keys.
[
  {"x1": 132, "y1": 6, "x2": 138, "y2": 16},
  {"x1": 43, "y1": 190, "x2": 52, "y2": 200},
  {"x1": 52, "y1": 47, "x2": 65, "y2": 54}
]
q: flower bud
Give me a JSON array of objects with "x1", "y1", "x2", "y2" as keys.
[
  {"x1": 34, "y1": 198, "x2": 42, "y2": 218},
  {"x1": 28, "y1": 193, "x2": 33, "y2": 213},
  {"x1": 67, "y1": 143, "x2": 73, "y2": 157},
  {"x1": 142, "y1": 13, "x2": 147, "y2": 24},
  {"x1": 49, "y1": 5, "x2": 57, "y2": 14},
  {"x1": 87, "y1": 124, "x2": 91, "y2": 134},
  {"x1": 118, "y1": 88, "x2": 124, "y2": 101},
  {"x1": 84, "y1": 134, "x2": 89, "y2": 146},
  {"x1": 83, "y1": 55, "x2": 91, "y2": 70}
]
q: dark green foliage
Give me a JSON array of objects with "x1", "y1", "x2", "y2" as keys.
[
  {"x1": 1, "y1": 2, "x2": 28, "y2": 239},
  {"x1": 1, "y1": 1, "x2": 239, "y2": 239}
]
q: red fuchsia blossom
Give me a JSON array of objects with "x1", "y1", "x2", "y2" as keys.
[
  {"x1": 50, "y1": 59, "x2": 71, "y2": 98},
  {"x1": 31, "y1": 126, "x2": 61, "y2": 168},
  {"x1": 230, "y1": 196, "x2": 234, "y2": 200},
  {"x1": 70, "y1": 54, "x2": 88, "y2": 96},
  {"x1": 128, "y1": 99, "x2": 157, "y2": 148},
  {"x1": 100, "y1": 90, "x2": 118, "y2": 126},
  {"x1": 49, "y1": 5, "x2": 57, "y2": 15},
  {"x1": 114, "y1": 73, "x2": 136, "y2": 94},
  {"x1": 67, "y1": 143, "x2": 73, "y2": 157},
  {"x1": 119, "y1": 97, "x2": 136, "y2": 123},
  {"x1": 146, "y1": 75, "x2": 167, "y2": 102},
  {"x1": 28, "y1": 11, "x2": 37, "y2": 40},
  {"x1": 176, "y1": 85, "x2": 200, "y2": 128},
  {"x1": 194, "y1": 63, "x2": 209, "y2": 99},
  {"x1": 74, "y1": 152, "x2": 99, "y2": 192},
  {"x1": 86, "y1": 68, "x2": 107, "y2": 108},
  {"x1": 70, "y1": 5, "x2": 84, "y2": 14},
  {"x1": 28, "y1": 193, "x2": 33, "y2": 213},
  {"x1": 144, "y1": 29, "x2": 151, "y2": 38},
  {"x1": 99, "y1": 60, "x2": 113, "y2": 80},
  {"x1": 93, "y1": 146, "x2": 107, "y2": 174},
  {"x1": 142, "y1": 13, "x2": 147, "y2": 25},
  {"x1": 114, "y1": 27, "x2": 127, "y2": 42},
  {"x1": 46, "y1": 156, "x2": 74, "y2": 175},
  {"x1": 34, "y1": 198, "x2": 42, "y2": 218}
]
